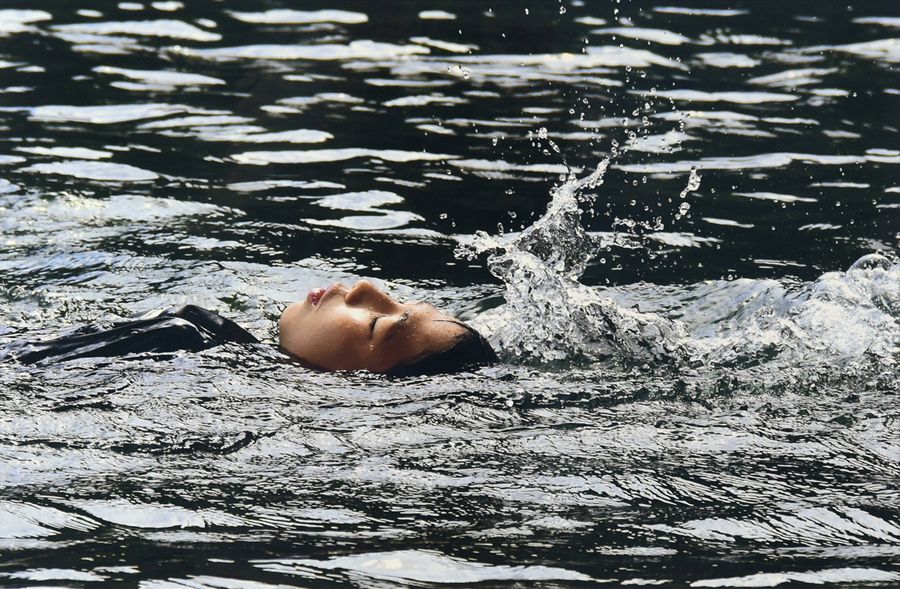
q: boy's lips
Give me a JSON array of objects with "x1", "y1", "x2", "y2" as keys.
[
  {"x1": 308, "y1": 283, "x2": 344, "y2": 308},
  {"x1": 307, "y1": 287, "x2": 326, "y2": 306}
]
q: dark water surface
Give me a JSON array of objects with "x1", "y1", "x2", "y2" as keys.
[{"x1": 1, "y1": 1, "x2": 899, "y2": 587}]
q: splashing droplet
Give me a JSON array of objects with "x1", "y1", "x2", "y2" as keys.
[
  {"x1": 679, "y1": 168, "x2": 701, "y2": 199},
  {"x1": 457, "y1": 161, "x2": 690, "y2": 365}
]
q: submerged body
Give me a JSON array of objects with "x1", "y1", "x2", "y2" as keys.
[
  {"x1": 2, "y1": 281, "x2": 497, "y2": 376},
  {"x1": 0, "y1": 305, "x2": 259, "y2": 365}
]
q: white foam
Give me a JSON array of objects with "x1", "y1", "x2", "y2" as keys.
[
  {"x1": 254, "y1": 550, "x2": 592, "y2": 583},
  {"x1": 450, "y1": 159, "x2": 575, "y2": 174},
  {"x1": 626, "y1": 131, "x2": 693, "y2": 153},
  {"x1": 8, "y1": 569, "x2": 105, "y2": 582},
  {"x1": 94, "y1": 65, "x2": 225, "y2": 86},
  {"x1": 591, "y1": 27, "x2": 692, "y2": 45},
  {"x1": 389, "y1": 59, "x2": 624, "y2": 87},
  {"x1": 53, "y1": 20, "x2": 221, "y2": 42},
  {"x1": 416, "y1": 124, "x2": 455, "y2": 135},
  {"x1": 228, "y1": 9, "x2": 368, "y2": 24},
  {"x1": 56, "y1": 35, "x2": 139, "y2": 56},
  {"x1": 384, "y1": 94, "x2": 467, "y2": 107},
  {"x1": 233, "y1": 148, "x2": 456, "y2": 165},
  {"x1": 21, "y1": 161, "x2": 158, "y2": 182},
  {"x1": 693, "y1": 568, "x2": 898, "y2": 588},
  {"x1": 0, "y1": 9, "x2": 51, "y2": 35},
  {"x1": 0, "y1": 501, "x2": 98, "y2": 539},
  {"x1": 0, "y1": 9, "x2": 52, "y2": 24},
  {"x1": 193, "y1": 128, "x2": 332, "y2": 144},
  {"x1": 365, "y1": 78, "x2": 452, "y2": 88},
  {"x1": 702, "y1": 217, "x2": 754, "y2": 228},
  {"x1": 853, "y1": 17, "x2": 900, "y2": 28},
  {"x1": 410, "y1": 36, "x2": 476, "y2": 54},
  {"x1": 617, "y1": 152, "x2": 900, "y2": 174},
  {"x1": 17, "y1": 146, "x2": 112, "y2": 160},
  {"x1": 696, "y1": 52, "x2": 761, "y2": 68},
  {"x1": 418, "y1": 10, "x2": 456, "y2": 20},
  {"x1": 306, "y1": 212, "x2": 422, "y2": 231},
  {"x1": 828, "y1": 38, "x2": 900, "y2": 63},
  {"x1": 748, "y1": 67, "x2": 836, "y2": 87},
  {"x1": 29, "y1": 103, "x2": 189, "y2": 124},
  {"x1": 187, "y1": 40, "x2": 429, "y2": 61},
  {"x1": 278, "y1": 93, "x2": 364, "y2": 107},
  {"x1": 453, "y1": 46, "x2": 686, "y2": 70},
  {"x1": 151, "y1": 2, "x2": 183, "y2": 11},
  {"x1": 39, "y1": 193, "x2": 223, "y2": 221},
  {"x1": 654, "y1": 7, "x2": 747, "y2": 16},
  {"x1": 649, "y1": 89, "x2": 798, "y2": 103},
  {"x1": 315, "y1": 190, "x2": 403, "y2": 212},
  {"x1": 139, "y1": 115, "x2": 252, "y2": 129},
  {"x1": 809, "y1": 182, "x2": 870, "y2": 188},
  {"x1": 733, "y1": 191, "x2": 818, "y2": 203},
  {"x1": 574, "y1": 17, "x2": 608, "y2": 26},
  {"x1": 0, "y1": 179, "x2": 19, "y2": 194},
  {"x1": 68, "y1": 499, "x2": 247, "y2": 529},
  {"x1": 227, "y1": 180, "x2": 344, "y2": 192},
  {"x1": 649, "y1": 232, "x2": 721, "y2": 248},
  {"x1": 709, "y1": 33, "x2": 792, "y2": 45}
]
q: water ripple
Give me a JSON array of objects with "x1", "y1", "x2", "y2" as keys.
[
  {"x1": 21, "y1": 161, "x2": 158, "y2": 182},
  {"x1": 53, "y1": 19, "x2": 221, "y2": 42},
  {"x1": 254, "y1": 550, "x2": 592, "y2": 583},
  {"x1": 2, "y1": 1, "x2": 900, "y2": 585}
]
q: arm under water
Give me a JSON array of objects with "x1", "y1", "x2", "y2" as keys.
[
  {"x1": 0, "y1": 305, "x2": 259, "y2": 366},
  {"x1": 1, "y1": 283, "x2": 498, "y2": 378}
]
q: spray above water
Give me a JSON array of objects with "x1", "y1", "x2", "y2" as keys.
[
  {"x1": 689, "y1": 254, "x2": 900, "y2": 370},
  {"x1": 458, "y1": 161, "x2": 697, "y2": 366},
  {"x1": 458, "y1": 165, "x2": 899, "y2": 375}
]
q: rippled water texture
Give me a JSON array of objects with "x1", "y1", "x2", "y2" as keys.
[{"x1": 1, "y1": 1, "x2": 899, "y2": 587}]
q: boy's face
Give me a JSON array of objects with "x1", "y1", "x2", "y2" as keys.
[{"x1": 279, "y1": 280, "x2": 465, "y2": 372}]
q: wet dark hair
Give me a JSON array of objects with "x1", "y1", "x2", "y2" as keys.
[{"x1": 384, "y1": 320, "x2": 498, "y2": 378}]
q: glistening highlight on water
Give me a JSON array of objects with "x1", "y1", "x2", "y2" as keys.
[{"x1": 0, "y1": 1, "x2": 898, "y2": 588}]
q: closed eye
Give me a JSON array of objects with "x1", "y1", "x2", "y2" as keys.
[
  {"x1": 371, "y1": 311, "x2": 410, "y2": 339},
  {"x1": 380, "y1": 311, "x2": 411, "y2": 342}
]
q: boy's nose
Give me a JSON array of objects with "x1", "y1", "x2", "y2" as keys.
[{"x1": 345, "y1": 280, "x2": 395, "y2": 310}]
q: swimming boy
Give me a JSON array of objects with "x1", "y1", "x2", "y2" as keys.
[{"x1": 1, "y1": 280, "x2": 497, "y2": 377}]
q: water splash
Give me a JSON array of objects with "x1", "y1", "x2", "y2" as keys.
[
  {"x1": 458, "y1": 162, "x2": 691, "y2": 366},
  {"x1": 688, "y1": 254, "x2": 900, "y2": 369},
  {"x1": 459, "y1": 166, "x2": 898, "y2": 374}
]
